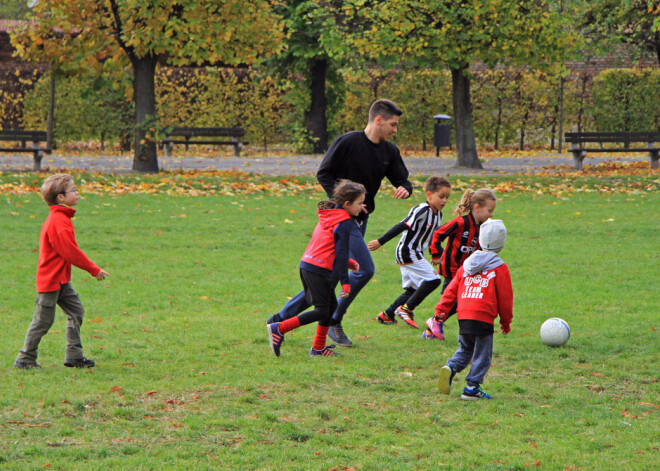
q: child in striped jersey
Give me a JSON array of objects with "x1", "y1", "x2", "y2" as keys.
[
  {"x1": 429, "y1": 188, "x2": 497, "y2": 336},
  {"x1": 367, "y1": 176, "x2": 451, "y2": 330}
]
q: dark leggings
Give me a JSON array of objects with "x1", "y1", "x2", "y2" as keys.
[{"x1": 386, "y1": 278, "x2": 442, "y2": 315}]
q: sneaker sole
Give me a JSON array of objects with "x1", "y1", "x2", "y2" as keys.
[
  {"x1": 460, "y1": 394, "x2": 481, "y2": 400},
  {"x1": 460, "y1": 393, "x2": 492, "y2": 400},
  {"x1": 437, "y1": 366, "x2": 452, "y2": 395}
]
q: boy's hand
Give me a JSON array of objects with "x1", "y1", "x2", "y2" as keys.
[
  {"x1": 367, "y1": 240, "x2": 381, "y2": 251},
  {"x1": 501, "y1": 325, "x2": 511, "y2": 335},
  {"x1": 431, "y1": 257, "x2": 441, "y2": 266},
  {"x1": 350, "y1": 262, "x2": 360, "y2": 272},
  {"x1": 340, "y1": 283, "x2": 350, "y2": 299},
  {"x1": 95, "y1": 269, "x2": 110, "y2": 281}
]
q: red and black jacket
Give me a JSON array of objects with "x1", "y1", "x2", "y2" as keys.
[
  {"x1": 300, "y1": 207, "x2": 354, "y2": 292},
  {"x1": 429, "y1": 212, "x2": 480, "y2": 279}
]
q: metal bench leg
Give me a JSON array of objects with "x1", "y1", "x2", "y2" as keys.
[
  {"x1": 571, "y1": 150, "x2": 585, "y2": 170},
  {"x1": 650, "y1": 150, "x2": 659, "y2": 169},
  {"x1": 165, "y1": 142, "x2": 173, "y2": 157},
  {"x1": 234, "y1": 142, "x2": 242, "y2": 157},
  {"x1": 33, "y1": 150, "x2": 43, "y2": 171}
]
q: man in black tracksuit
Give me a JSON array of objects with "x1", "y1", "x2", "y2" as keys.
[{"x1": 268, "y1": 99, "x2": 413, "y2": 347}]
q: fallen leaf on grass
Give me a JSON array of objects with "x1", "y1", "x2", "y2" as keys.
[
  {"x1": 109, "y1": 386, "x2": 123, "y2": 393},
  {"x1": 622, "y1": 410, "x2": 640, "y2": 419}
]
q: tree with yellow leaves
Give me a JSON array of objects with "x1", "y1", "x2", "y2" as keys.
[
  {"x1": 12, "y1": 0, "x2": 283, "y2": 172},
  {"x1": 332, "y1": 0, "x2": 574, "y2": 168}
]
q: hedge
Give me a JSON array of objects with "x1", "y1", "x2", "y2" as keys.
[{"x1": 5, "y1": 66, "x2": 659, "y2": 152}]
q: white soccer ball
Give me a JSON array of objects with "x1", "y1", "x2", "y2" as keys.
[{"x1": 540, "y1": 318, "x2": 570, "y2": 347}]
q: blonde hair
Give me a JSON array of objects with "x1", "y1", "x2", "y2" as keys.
[
  {"x1": 318, "y1": 179, "x2": 366, "y2": 209},
  {"x1": 40, "y1": 174, "x2": 74, "y2": 206},
  {"x1": 454, "y1": 188, "x2": 496, "y2": 216}
]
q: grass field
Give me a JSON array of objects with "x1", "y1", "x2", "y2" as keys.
[{"x1": 0, "y1": 169, "x2": 658, "y2": 470}]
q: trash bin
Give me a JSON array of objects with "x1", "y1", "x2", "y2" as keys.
[{"x1": 433, "y1": 114, "x2": 451, "y2": 156}]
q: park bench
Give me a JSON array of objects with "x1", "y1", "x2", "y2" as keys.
[
  {"x1": 161, "y1": 127, "x2": 248, "y2": 157},
  {"x1": 0, "y1": 130, "x2": 51, "y2": 171},
  {"x1": 564, "y1": 131, "x2": 660, "y2": 170}
]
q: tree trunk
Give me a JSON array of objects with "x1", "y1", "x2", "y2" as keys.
[
  {"x1": 47, "y1": 69, "x2": 56, "y2": 150},
  {"x1": 519, "y1": 109, "x2": 528, "y2": 150},
  {"x1": 132, "y1": 54, "x2": 159, "y2": 172},
  {"x1": 451, "y1": 66, "x2": 482, "y2": 169},
  {"x1": 304, "y1": 58, "x2": 328, "y2": 154},
  {"x1": 495, "y1": 96, "x2": 502, "y2": 150}
]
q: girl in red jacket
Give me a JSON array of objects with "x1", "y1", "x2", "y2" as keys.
[
  {"x1": 435, "y1": 219, "x2": 513, "y2": 400},
  {"x1": 426, "y1": 188, "x2": 497, "y2": 339},
  {"x1": 14, "y1": 174, "x2": 109, "y2": 370},
  {"x1": 267, "y1": 180, "x2": 366, "y2": 357}
]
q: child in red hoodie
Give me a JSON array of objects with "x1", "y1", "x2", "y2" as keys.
[
  {"x1": 435, "y1": 219, "x2": 513, "y2": 399},
  {"x1": 267, "y1": 180, "x2": 366, "y2": 357},
  {"x1": 14, "y1": 174, "x2": 109, "y2": 370}
]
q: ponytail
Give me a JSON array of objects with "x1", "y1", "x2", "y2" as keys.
[{"x1": 454, "y1": 188, "x2": 496, "y2": 216}]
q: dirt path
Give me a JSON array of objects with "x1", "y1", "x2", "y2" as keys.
[{"x1": 0, "y1": 151, "x2": 643, "y2": 175}]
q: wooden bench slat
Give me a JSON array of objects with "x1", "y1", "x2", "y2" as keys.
[
  {"x1": 165, "y1": 140, "x2": 249, "y2": 146},
  {"x1": 162, "y1": 126, "x2": 247, "y2": 157},
  {"x1": 578, "y1": 148, "x2": 658, "y2": 153},
  {"x1": 564, "y1": 131, "x2": 659, "y2": 170}
]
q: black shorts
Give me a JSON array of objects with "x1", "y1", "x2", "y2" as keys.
[{"x1": 300, "y1": 269, "x2": 336, "y2": 309}]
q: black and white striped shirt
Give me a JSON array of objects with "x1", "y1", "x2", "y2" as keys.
[{"x1": 377, "y1": 203, "x2": 443, "y2": 265}]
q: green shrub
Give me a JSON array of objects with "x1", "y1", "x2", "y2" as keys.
[{"x1": 590, "y1": 68, "x2": 660, "y2": 132}]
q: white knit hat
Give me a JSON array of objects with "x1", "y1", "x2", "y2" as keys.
[{"x1": 479, "y1": 219, "x2": 507, "y2": 252}]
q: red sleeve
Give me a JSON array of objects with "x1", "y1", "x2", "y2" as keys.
[
  {"x1": 495, "y1": 264, "x2": 513, "y2": 331},
  {"x1": 348, "y1": 258, "x2": 358, "y2": 271},
  {"x1": 430, "y1": 218, "x2": 459, "y2": 256},
  {"x1": 51, "y1": 226, "x2": 101, "y2": 276},
  {"x1": 435, "y1": 267, "x2": 463, "y2": 320}
]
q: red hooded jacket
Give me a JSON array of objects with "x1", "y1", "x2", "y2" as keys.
[
  {"x1": 36, "y1": 205, "x2": 101, "y2": 292},
  {"x1": 435, "y1": 251, "x2": 513, "y2": 333},
  {"x1": 300, "y1": 207, "x2": 355, "y2": 292}
]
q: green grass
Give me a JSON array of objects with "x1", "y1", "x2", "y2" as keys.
[{"x1": 0, "y1": 172, "x2": 658, "y2": 470}]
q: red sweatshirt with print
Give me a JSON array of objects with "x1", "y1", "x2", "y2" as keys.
[
  {"x1": 435, "y1": 255, "x2": 513, "y2": 332},
  {"x1": 36, "y1": 205, "x2": 101, "y2": 292}
]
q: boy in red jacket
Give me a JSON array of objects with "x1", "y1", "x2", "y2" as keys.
[
  {"x1": 14, "y1": 174, "x2": 109, "y2": 369},
  {"x1": 435, "y1": 219, "x2": 512, "y2": 399}
]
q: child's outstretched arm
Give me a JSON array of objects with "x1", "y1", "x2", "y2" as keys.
[
  {"x1": 429, "y1": 219, "x2": 459, "y2": 264},
  {"x1": 95, "y1": 269, "x2": 110, "y2": 281},
  {"x1": 434, "y1": 269, "x2": 461, "y2": 322},
  {"x1": 496, "y1": 265, "x2": 514, "y2": 334},
  {"x1": 368, "y1": 221, "x2": 409, "y2": 251}
]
